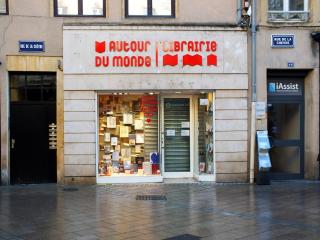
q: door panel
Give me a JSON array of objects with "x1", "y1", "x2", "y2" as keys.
[
  {"x1": 10, "y1": 104, "x2": 57, "y2": 184},
  {"x1": 267, "y1": 102, "x2": 304, "y2": 179},
  {"x1": 163, "y1": 98, "x2": 191, "y2": 173}
]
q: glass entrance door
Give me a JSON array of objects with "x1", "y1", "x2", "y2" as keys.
[
  {"x1": 267, "y1": 102, "x2": 304, "y2": 179},
  {"x1": 161, "y1": 97, "x2": 193, "y2": 177}
]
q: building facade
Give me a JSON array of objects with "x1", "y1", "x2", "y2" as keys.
[
  {"x1": 0, "y1": 0, "x2": 250, "y2": 185},
  {"x1": 255, "y1": 0, "x2": 320, "y2": 180},
  {"x1": 0, "y1": 0, "x2": 319, "y2": 185}
]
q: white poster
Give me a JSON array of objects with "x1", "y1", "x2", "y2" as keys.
[
  {"x1": 104, "y1": 132, "x2": 110, "y2": 142},
  {"x1": 166, "y1": 129, "x2": 175, "y2": 136},
  {"x1": 123, "y1": 113, "x2": 133, "y2": 124},
  {"x1": 111, "y1": 137, "x2": 118, "y2": 146},
  {"x1": 120, "y1": 126, "x2": 129, "y2": 138},
  {"x1": 107, "y1": 117, "x2": 117, "y2": 128},
  {"x1": 181, "y1": 122, "x2": 190, "y2": 128},
  {"x1": 181, "y1": 130, "x2": 190, "y2": 137},
  {"x1": 136, "y1": 133, "x2": 144, "y2": 144},
  {"x1": 134, "y1": 119, "x2": 144, "y2": 130}
]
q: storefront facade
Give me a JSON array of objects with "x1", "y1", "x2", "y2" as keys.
[
  {"x1": 63, "y1": 25, "x2": 249, "y2": 184},
  {"x1": 256, "y1": 0, "x2": 320, "y2": 180}
]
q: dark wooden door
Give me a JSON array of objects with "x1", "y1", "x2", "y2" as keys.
[{"x1": 10, "y1": 103, "x2": 57, "y2": 184}]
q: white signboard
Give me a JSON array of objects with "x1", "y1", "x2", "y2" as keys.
[
  {"x1": 166, "y1": 129, "x2": 175, "y2": 136},
  {"x1": 200, "y1": 99, "x2": 209, "y2": 106},
  {"x1": 64, "y1": 27, "x2": 247, "y2": 74},
  {"x1": 256, "y1": 102, "x2": 266, "y2": 119},
  {"x1": 181, "y1": 122, "x2": 190, "y2": 128},
  {"x1": 181, "y1": 130, "x2": 190, "y2": 137}
]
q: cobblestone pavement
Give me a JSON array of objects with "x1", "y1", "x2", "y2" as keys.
[{"x1": 0, "y1": 181, "x2": 320, "y2": 240}]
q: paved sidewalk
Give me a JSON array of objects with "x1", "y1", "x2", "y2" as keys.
[{"x1": 0, "y1": 181, "x2": 319, "y2": 240}]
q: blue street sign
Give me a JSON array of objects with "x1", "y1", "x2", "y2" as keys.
[
  {"x1": 19, "y1": 41, "x2": 45, "y2": 52},
  {"x1": 271, "y1": 34, "x2": 295, "y2": 48}
]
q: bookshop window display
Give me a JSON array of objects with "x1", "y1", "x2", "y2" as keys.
[{"x1": 98, "y1": 94, "x2": 160, "y2": 177}]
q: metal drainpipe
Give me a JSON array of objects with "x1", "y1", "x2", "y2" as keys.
[
  {"x1": 311, "y1": 32, "x2": 320, "y2": 180},
  {"x1": 249, "y1": 0, "x2": 257, "y2": 184},
  {"x1": 237, "y1": 0, "x2": 242, "y2": 24}
]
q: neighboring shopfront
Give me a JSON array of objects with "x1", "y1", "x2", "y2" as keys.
[
  {"x1": 63, "y1": 25, "x2": 249, "y2": 184},
  {"x1": 267, "y1": 71, "x2": 306, "y2": 179},
  {"x1": 256, "y1": 29, "x2": 319, "y2": 180}
]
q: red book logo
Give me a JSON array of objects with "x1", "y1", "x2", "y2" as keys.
[
  {"x1": 183, "y1": 54, "x2": 202, "y2": 66},
  {"x1": 95, "y1": 41, "x2": 106, "y2": 53},
  {"x1": 207, "y1": 54, "x2": 217, "y2": 66},
  {"x1": 163, "y1": 54, "x2": 178, "y2": 66}
]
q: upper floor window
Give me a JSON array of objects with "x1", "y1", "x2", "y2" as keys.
[
  {"x1": 268, "y1": 0, "x2": 309, "y2": 22},
  {"x1": 125, "y1": 0, "x2": 175, "y2": 18},
  {"x1": 0, "y1": 0, "x2": 8, "y2": 15},
  {"x1": 54, "y1": 0, "x2": 106, "y2": 17}
]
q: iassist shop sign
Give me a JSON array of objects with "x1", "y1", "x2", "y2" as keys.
[{"x1": 268, "y1": 79, "x2": 302, "y2": 96}]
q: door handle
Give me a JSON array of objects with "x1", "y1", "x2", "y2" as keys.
[{"x1": 11, "y1": 139, "x2": 15, "y2": 149}]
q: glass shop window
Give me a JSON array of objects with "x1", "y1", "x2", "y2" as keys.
[
  {"x1": 98, "y1": 94, "x2": 160, "y2": 177},
  {"x1": 197, "y1": 93, "x2": 214, "y2": 175}
]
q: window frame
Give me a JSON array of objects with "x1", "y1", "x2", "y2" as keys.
[
  {"x1": 0, "y1": 0, "x2": 9, "y2": 15},
  {"x1": 268, "y1": 0, "x2": 308, "y2": 12},
  {"x1": 268, "y1": 0, "x2": 309, "y2": 22},
  {"x1": 54, "y1": 0, "x2": 106, "y2": 17},
  {"x1": 125, "y1": 0, "x2": 175, "y2": 18}
]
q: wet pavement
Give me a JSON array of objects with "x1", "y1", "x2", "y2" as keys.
[{"x1": 0, "y1": 181, "x2": 320, "y2": 240}]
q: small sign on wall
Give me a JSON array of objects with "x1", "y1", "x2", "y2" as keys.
[
  {"x1": 271, "y1": 34, "x2": 295, "y2": 48},
  {"x1": 19, "y1": 41, "x2": 45, "y2": 52},
  {"x1": 255, "y1": 102, "x2": 266, "y2": 119}
]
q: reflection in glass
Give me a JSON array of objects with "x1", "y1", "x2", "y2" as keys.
[
  {"x1": 0, "y1": 0, "x2": 6, "y2": 14},
  {"x1": 198, "y1": 93, "x2": 214, "y2": 175},
  {"x1": 10, "y1": 89, "x2": 25, "y2": 102},
  {"x1": 268, "y1": 103, "x2": 300, "y2": 140},
  {"x1": 270, "y1": 147, "x2": 300, "y2": 173},
  {"x1": 11, "y1": 75, "x2": 26, "y2": 88},
  {"x1": 289, "y1": 0, "x2": 304, "y2": 11},
  {"x1": 152, "y1": 0, "x2": 172, "y2": 16},
  {"x1": 26, "y1": 75, "x2": 42, "y2": 86},
  {"x1": 128, "y1": 0, "x2": 148, "y2": 16},
  {"x1": 268, "y1": 0, "x2": 284, "y2": 11},
  {"x1": 83, "y1": 0, "x2": 103, "y2": 15},
  {"x1": 57, "y1": 0, "x2": 78, "y2": 15}
]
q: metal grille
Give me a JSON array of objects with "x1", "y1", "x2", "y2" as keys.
[
  {"x1": 136, "y1": 195, "x2": 167, "y2": 200},
  {"x1": 164, "y1": 98, "x2": 190, "y2": 172}
]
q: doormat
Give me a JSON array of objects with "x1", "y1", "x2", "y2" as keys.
[
  {"x1": 164, "y1": 234, "x2": 201, "y2": 240},
  {"x1": 136, "y1": 195, "x2": 167, "y2": 200},
  {"x1": 62, "y1": 187, "x2": 79, "y2": 192}
]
